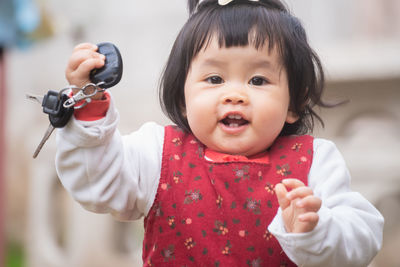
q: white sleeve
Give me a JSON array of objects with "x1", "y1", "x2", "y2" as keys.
[
  {"x1": 55, "y1": 96, "x2": 164, "y2": 221},
  {"x1": 268, "y1": 138, "x2": 384, "y2": 267}
]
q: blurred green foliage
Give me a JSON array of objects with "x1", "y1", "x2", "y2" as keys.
[{"x1": 6, "y1": 242, "x2": 25, "y2": 267}]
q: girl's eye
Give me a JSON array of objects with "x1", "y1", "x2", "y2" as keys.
[
  {"x1": 249, "y1": 76, "x2": 268, "y2": 86},
  {"x1": 206, "y1": 76, "x2": 223, "y2": 84}
]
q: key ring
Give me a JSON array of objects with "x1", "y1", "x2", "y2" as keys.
[
  {"x1": 63, "y1": 82, "x2": 105, "y2": 109},
  {"x1": 58, "y1": 85, "x2": 79, "y2": 99}
]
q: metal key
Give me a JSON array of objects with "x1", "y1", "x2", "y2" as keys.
[
  {"x1": 33, "y1": 123, "x2": 55, "y2": 158},
  {"x1": 27, "y1": 90, "x2": 74, "y2": 158},
  {"x1": 26, "y1": 93, "x2": 56, "y2": 158},
  {"x1": 26, "y1": 93, "x2": 44, "y2": 104}
]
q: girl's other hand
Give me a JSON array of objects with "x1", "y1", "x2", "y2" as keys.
[
  {"x1": 65, "y1": 43, "x2": 106, "y2": 100},
  {"x1": 275, "y1": 178, "x2": 322, "y2": 233}
]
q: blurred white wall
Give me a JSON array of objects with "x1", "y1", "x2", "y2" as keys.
[{"x1": 3, "y1": 0, "x2": 400, "y2": 266}]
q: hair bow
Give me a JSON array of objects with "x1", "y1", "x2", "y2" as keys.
[{"x1": 218, "y1": 0, "x2": 259, "y2": 5}]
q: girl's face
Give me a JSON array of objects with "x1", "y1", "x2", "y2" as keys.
[{"x1": 184, "y1": 37, "x2": 298, "y2": 156}]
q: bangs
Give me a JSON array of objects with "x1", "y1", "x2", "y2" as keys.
[{"x1": 189, "y1": 4, "x2": 287, "y2": 58}]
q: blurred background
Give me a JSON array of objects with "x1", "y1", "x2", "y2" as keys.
[{"x1": 1, "y1": 0, "x2": 399, "y2": 266}]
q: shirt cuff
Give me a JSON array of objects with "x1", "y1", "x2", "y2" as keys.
[
  {"x1": 73, "y1": 91, "x2": 111, "y2": 121},
  {"x1": 268, "y1": 206, "x2": 331, "y2": 264}
]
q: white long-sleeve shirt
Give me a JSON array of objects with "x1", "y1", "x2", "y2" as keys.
[{"x1": 55, "y1": 97, "x2": 383, "y2": 267}]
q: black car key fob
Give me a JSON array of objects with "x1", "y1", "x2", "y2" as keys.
[
  {"x1": 90, "y1": 42, "x2": 123, "y2": 88},
  {"x1": 41, "y1": 90, "x2": 74, "y2": 128}
]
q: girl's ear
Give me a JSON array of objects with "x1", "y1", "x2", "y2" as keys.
[
  {"x1": 181, "y1": 103, "x2": 187, "y2": 118},
  {"x1": 286, "y1": 111, "x2": 299, "y2": 124}
]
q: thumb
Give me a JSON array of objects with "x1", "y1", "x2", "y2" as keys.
[{"x1": 275, "y1": 183, "x2": 290, "y2": 210}]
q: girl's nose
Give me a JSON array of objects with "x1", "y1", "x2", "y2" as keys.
[{"x1": 222, "y1": 90, "x2": 249, "y2": 105}]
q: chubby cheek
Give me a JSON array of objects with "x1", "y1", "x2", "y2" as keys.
[
  {"x1": 186, "y1": 113, "x2": 210, "y2": 149},
  {"x1": 186, "y1": 105, "x2": 211, "y2": 134},
  {"x1": 256, "y1": 103, "x2": 288, "y2": 135},
  {"x1": 185, "y1": 105, "x2": 218, "y2": 151},
  {"x1": 186, "y1": 108, "x2": 200, "y2": 133},
  {"x1": 185, "y1": 97, "x2": 205, "y2": 132},
  {"x1": 185, "y1": 88, "x2": 215, "y2": 124}
]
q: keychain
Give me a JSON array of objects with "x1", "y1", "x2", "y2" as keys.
[{"x1": 26, "y1": 42, "x2": 123, "y2": 158}]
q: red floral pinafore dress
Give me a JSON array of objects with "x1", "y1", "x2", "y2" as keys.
[{"x1": 143, "y1": 126, "x2": 314, "y2": 267}]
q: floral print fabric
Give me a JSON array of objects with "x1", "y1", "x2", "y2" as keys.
[{"x1": 143, "y1": 126, "x2": 313, "y2": 266}]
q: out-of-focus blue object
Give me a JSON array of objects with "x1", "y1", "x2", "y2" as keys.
[
  {"x1": 15, "y1": 0, "x2": 40, "y2": 33},
  {"x1": 0, "y1": 0, "x2": 40, "y2": 48}
]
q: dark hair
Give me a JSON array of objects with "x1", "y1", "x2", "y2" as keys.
[{"x1": 160, "y1": 0, "x2": 330, "y2": 135}]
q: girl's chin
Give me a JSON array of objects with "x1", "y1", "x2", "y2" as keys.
[
  {"x1": 208, "y1": 144, "x2": 256, "y2": 157},
  {"x1": 207, "y1": 138, "x2": 271, "y2": 157}
]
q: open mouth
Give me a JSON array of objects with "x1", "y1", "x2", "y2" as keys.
[{"x1": 220, "y1": 113, "x2": 249, "y2": 128}]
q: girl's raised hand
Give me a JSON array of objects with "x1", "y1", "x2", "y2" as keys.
[
  {"x1": 275, "y1": 178, "x2": 322, "y2": 233},
  {"x1": 65, "y1": 43, "x2": 106, "y2": 99}
]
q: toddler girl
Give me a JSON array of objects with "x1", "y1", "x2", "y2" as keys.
[{"x1": 56, "y1": 0, "x2": 383, "y2": 266}]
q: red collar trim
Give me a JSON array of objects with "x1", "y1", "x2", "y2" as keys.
[{"x1": 204, "y1": 148, "x2": 270, "y2": 164}]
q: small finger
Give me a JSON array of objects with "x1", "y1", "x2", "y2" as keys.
[
  {"x1": 67, "y1": 58, "x2": 105, "y2": 87},
  {"x1": 73, "y1": 58, "x2": 105, "y2": 79},
  {"x1": 275, "y1": 183, "x2": 290, "y2": 210},
  {"x1": 296, "y1": 195, "x2": 322, "y2": 211},
  {"x1": 281, "y1": 178, "x2": 305, "y2": 190},
  {"x1": 73, "y1": 43, "x2": 98, "y2": 52},
  {"x1": 68, "y1": 49, "x2": 105, "y2": 71},
  {"x1": 298, "y1": 212, "x2": 319, "y2": 223},
  {"x1": 77, "y1": 57, "x2": 105, "y2": 71},
  {"x1": 286, "y1": 186, "x2": 313, "y2": 200}
]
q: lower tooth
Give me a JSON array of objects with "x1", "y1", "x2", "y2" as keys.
[{"x1": 229, "y1": 123, "x2": 239, "y2": 127}]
